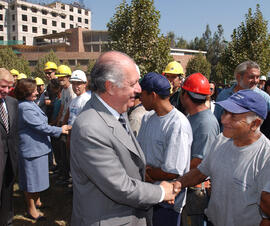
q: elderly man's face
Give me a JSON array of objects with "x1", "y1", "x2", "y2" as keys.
[
  {"x1": 239, "y1": 68, "x2": 260, "y2": 89},
  {"x1": 0, "y1": 79, "x2": 13, "y2": 99},
  {"x1": 221, "y1": 110, "x2": 253, "y2": 140},
  {"x1": 110, "y1": 65, "x2": 141, "y2": 114}
]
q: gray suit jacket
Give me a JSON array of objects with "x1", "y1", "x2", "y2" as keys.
[{"x1": 70, "y1": 94, "x2": 162, "y2": 226}]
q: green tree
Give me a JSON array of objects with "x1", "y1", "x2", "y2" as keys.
[
  {"x1": 220, "y1": 4, "x2": 270, "y2": 81},
  {"x1": 0, "y1": 47, "x2": 31, "y2": 76},
  {"x1": 186, "y1": 54, "x2": 211, "y2": 79},
  {"x1": 176, "y1": 36, "x2": 188, "y2": 49},
  {"x1": 107, "y1": 0, "x2": 173, "y2": 75},
  {"x1": 87, "y1": 60, "x2": 96, "y2": 74},
  {"x1": 33, "y1": 49, "x2": 60, "y2": 82},
  {"x1": 166, "y1": 31, "x2": 176, "y2": 48}
]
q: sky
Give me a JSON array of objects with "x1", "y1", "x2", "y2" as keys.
[{"x1": 85, "y1": 0, "x2": 270, "y2": 42}]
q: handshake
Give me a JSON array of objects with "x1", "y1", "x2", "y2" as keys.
[{"x1": 160, "y1": 180, "x2": 182, "y2": 204}]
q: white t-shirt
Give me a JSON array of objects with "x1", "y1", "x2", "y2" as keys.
[
  {"x1": 198, "y1": 133, "x2": 270, "y2": 226},
  {"x1": 68, "y1": 91, "x2": 91, "y2": 125},
  {"x1": 137, "y1": 107, "x2": 193, "y2": 212}
]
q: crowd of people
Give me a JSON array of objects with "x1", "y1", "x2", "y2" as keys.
[{"x1": 0, "y1": 51, "x2": 270, "y2": 226}]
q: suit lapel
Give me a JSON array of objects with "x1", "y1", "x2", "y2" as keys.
[{"x1": 91, "y1": 94, "x2": 144, "y2": 160}]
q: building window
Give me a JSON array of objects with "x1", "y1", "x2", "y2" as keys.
[
  {"x1": 0, "y1": 14, "x2": 3, "y2": 21},
  {"x1": 70, "y1": 15, "x2": 73, "y2": 21},
  {"x1": 0, "y1": 36, "x2": 4, "y2": 41},
  {"x1": 68, "y1": 60, "x2": 76, "y2": 66},
  {"x1": 69, "y1": 6, "x2": 73, "y2": 12},
  {"x1": 61, "y1": 22, "x2": 65, "y2": 28},
  {"x1": 78, "y1": 9, "x2": 81, "y2": 14},
  {"x1": 70, "y1": 24, "x2": 74, "y2": 29},
  {"x1": 41, "y1": 10, "x2": 48, "y2": 15},
  {"x1": 29, "y1": 61, "x2": 37, "y2": 66},
  {"x1": 22, "y1": 14, "x2": 27, "y2": 21},
  {"x1": 12, "y1": 14, "x2": 15, "y2": 21},
  {"x1": 21, "y1": 5, "x2": 27, "y2": 11},
  {"x1": 52, "y1": 20, "x2": 57, "y2": 26},
  {"x1": 77, "y1": 59, "x2": 89, "y2": 65},
  {"x1": 60, "y1": 14, "x2": 66, "y2": 19},
  {"x1": 32, "y1": 16, "x2": 37, "y2": 23},
  {"x1": 32, "y1": 27, "x2": 37, "y2": 33},
  {"x1": 0, "y1": 25, "x2": 3, "y2": 31},
  {"x1": 61, "y1": 4, "x2": 65, "y2": 10},
  {"x1": 52, "y1": 30, "x2": 57, "y2": 34},
  {"x1": 78, "y1": 17, "x2": 81, "y2": 23},
  {"x1": 0, "y1": 5, "x2": 3, "y2": 10},
  {"x1": 85, "y1": 11, "x2": 88, "y2": 16},
  {"x1": 42, "y1": 28, "x2": 47, "y2": 34},
  {"x1": 12, "y1": 25, "x2": 15, "y2": 31},
  {"x1": 23, "y1": 36, "x2": 26, "y2": 44},
  {"x1": 31, "y1": 7, "x2": 37, "y2": 13},
  {"x1": 42, "y1": 18, "x2": 47, "y2": 25},
  {"x1": 12, "y1": 36, "x2": 16, "y2": 40},
  {"x1": 51, "y1": 12, "x2": 57, "y2": 17},
  {"x1": 85, "y1": 19, "x2": 88, "y2": 24},
  {"x1": 22, "y1": 25, "x2": 28, "y2": 32}
]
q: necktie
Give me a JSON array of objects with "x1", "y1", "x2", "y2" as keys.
[
  {"x1": 119, "y1": 114, "x2": 130, "y2": 135},
  {"x1": 0, "y1": 99, "x2": 9, "y2": 133}
]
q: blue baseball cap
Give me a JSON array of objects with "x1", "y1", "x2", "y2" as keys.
[
  {"x1": 140, "y1": 72, "x2": 171, "y2": 96},
  {"x1": 216, "y1": 89, "x2": 267, "y2": 119}
]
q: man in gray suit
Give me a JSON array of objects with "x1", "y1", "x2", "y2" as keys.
[{"x1": 70, "y1": 51, "x2": 180, "y2": 226}]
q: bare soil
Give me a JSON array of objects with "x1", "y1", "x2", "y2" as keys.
[{"x1": 13, "y1": 173, "x2": 72, "y2": 226}]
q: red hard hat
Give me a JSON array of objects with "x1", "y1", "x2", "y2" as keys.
[{"x1": 182, "y1": 73, "x2": 211, "y2": 95}]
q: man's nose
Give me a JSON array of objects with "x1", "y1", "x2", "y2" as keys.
[{"x1": 135, "y1": 83, "x2": 141, "y2": 93}]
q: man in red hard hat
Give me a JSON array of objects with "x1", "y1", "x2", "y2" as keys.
[{"x1": 180, "y1": 73, "x2": 220, "y2": 226}]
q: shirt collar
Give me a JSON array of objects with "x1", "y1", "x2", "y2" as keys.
[{"x1": 95, "y1": 93, "x2": 120, "y2": 120}]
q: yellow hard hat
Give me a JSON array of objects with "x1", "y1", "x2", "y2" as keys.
[
  {"x1": 163, "y1": 61, "x2": 184, "y2": 75},
  {"x1": 10, "y1": 69, "x2": 19, "y2": 76},
  {"x1": 55, "y1": 65, "x2": 72, "y2": 77},
  {"x1": 44, "y1": 61, "x2": 57, "y2": 71},
  {"x1": 17, "y1": 73, "x2": 27, "y2": 80},
  {"x1": 35, "y1": 77, "x2": 44, "y2": 85}
]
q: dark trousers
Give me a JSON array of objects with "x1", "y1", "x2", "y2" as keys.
[
  {"x1": 153, "y1": 204, "x2": 181, "y2": 226},
  {"x1": 0, "y1": 181, "x2": 14, "y2": 226}
]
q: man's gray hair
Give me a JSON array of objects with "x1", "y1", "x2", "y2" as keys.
[
  {"x1": 234, "y1": 60, "x2": 260, "y2": 79},
  {"x1": 246, "y1": 112, "x2": 263, "y2": 133},
  {"x1": 89, "y1": 61, "x2": 124, "y2": 93}
]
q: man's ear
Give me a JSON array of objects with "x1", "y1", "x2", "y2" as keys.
[
  {"x1": 236, "y1": 73, "x2": 241, "y2": 83},
  {"x1": 105, "y1": 81, "x2": 115, "y2": 96},
  {"x1": 250, "y1": 118, "x2": 262, "y2": 132}
]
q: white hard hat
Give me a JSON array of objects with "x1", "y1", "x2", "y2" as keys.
[
  {"x1": 70, "y1": 70, "x2": 87, "y2": 82},
  {"x1": 260, "y1": 75, "x2": 267, "y2": 81}
]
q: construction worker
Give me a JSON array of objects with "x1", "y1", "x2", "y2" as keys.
[
  {"x1": 17, "y1": 73, "x2": 27, "y2": 80},
  {"x1": 258, "y1": 75, "x2": 267, "y2": 90},
  {"x1": 55, "y1": 65, "x2": 76, "y2": 185},
  {"x1": 9, "y1": 69, "x2": 20, "y2": 97},
  {"x1": 163, "y1": 61, "x2": 186, "y2": 114},
  {"x1": 43, "y1": 61, "x2": 58, "y2": 122},
  {"x1": 44, "y1": 61, "x2": 57, "y2": 80},
  {"x1": 180, "y1": 73, "x2": 220, "y2": 226},
  {"x1": 35, "y1": 77, "x2": 46, "y2": 112},
  {"x1": 10, "y1": 69, "x2": 19, "y2": 82},
  {"x1": 137, "y1": 72, "x2": 192, "y2": 226}
]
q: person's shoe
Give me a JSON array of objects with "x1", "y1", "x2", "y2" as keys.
[{"x1": 26, "y1": 213, "x2": 46, "y2": 221}]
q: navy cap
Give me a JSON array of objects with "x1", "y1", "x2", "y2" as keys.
[
  {"x1": 140, "y1": 72, "x2": 171, "y2": 96},
  {"x1": 216, "y1": 89, "x2": 267, "y2": 119}
]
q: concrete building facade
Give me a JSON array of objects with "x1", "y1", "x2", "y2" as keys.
[{"x1": 0, "y1": 0, "x2": 91, "y2": 45}]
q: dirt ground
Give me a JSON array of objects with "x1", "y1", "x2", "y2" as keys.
[{"x1": 12, "y1": 173, "x2": 73, "y2": 226}]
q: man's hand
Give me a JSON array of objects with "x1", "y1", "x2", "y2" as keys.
[{"x1": 160, "y1": 181, "x2": 181, "y2": 204}]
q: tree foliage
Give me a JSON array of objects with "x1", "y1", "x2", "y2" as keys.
[
  {"x1": 186, "y1": 54, "x2": 211, "y2": 79},
  {"x1": 220, "y1": 4, "x2": 270, "y2": 81},
  {"x1": 33, "y1": 49, "x2": 60, "y2": 82},
  {"x1": 107, "y1": 0, "x2": 173, "y2": 75},
  {"x1": 0, "y1": 47, "x2": 31, "y2": 76}
]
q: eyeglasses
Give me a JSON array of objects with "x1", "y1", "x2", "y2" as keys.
[
  {"x1": 210, "y1": 88, "x2": 214, "y2": 91},
  {"x1": 45, "y1": 71, "x2": 54, "y2": 75}
]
